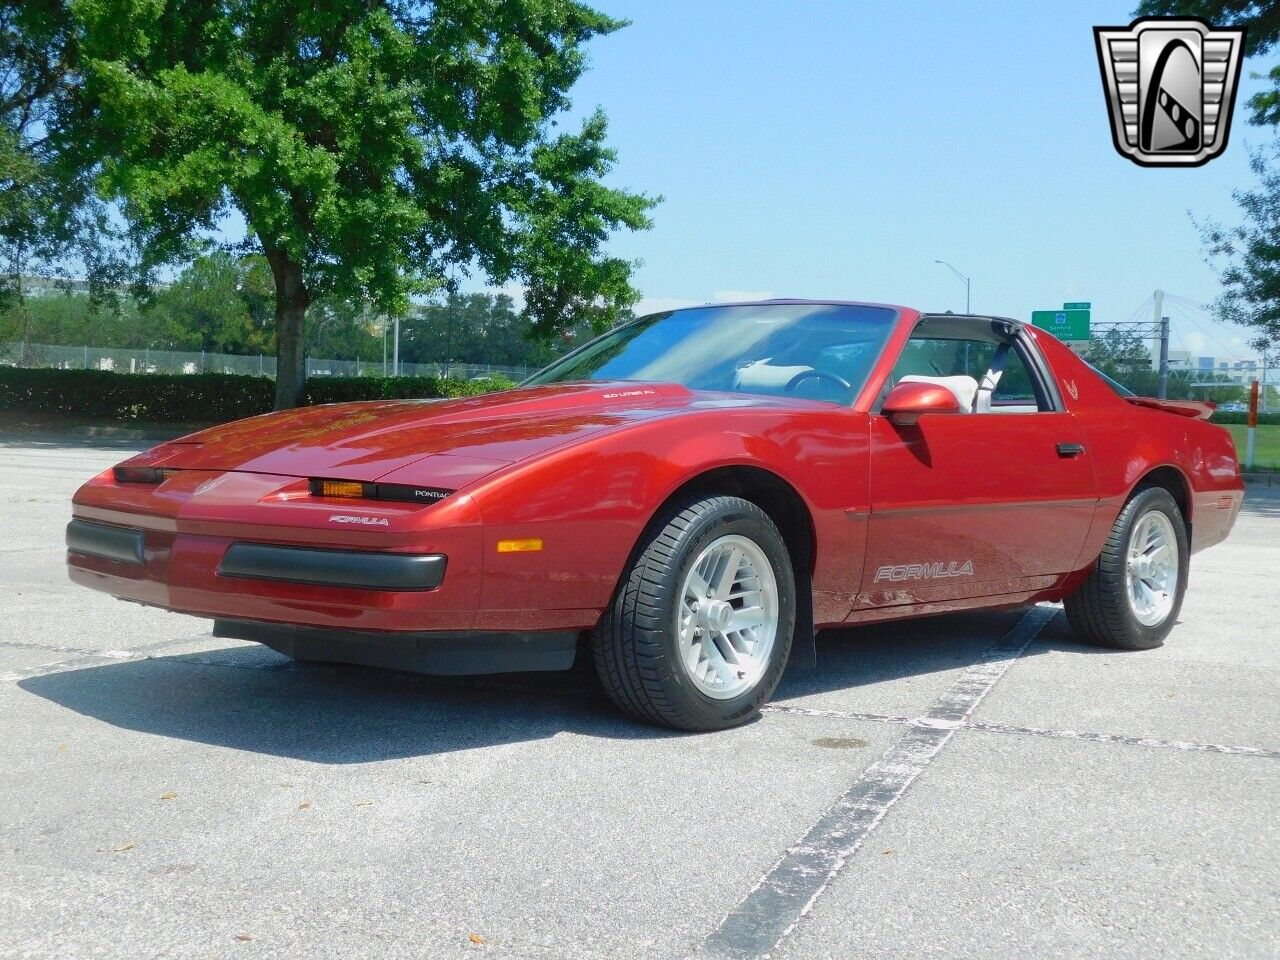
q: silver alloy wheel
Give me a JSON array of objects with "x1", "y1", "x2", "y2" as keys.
[
  {"x1": 675, "y1": 534, "x2": 780, "y2": 700},
  {"x1": 1125, "y1": 510, "x2": 1179, "y2": 627}
]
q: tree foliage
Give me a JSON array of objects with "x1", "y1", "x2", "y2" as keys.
[
  {"x1": 147, "y1": 253, "x2": 275, "y2": 353},
  {"x1": 1197, "y1": 141, "x2": 1280, "y2": 351},
  {"x1": 1136, "y1": 1, "x2": 1280, "y2": 125},
  {"x1": 1, "y1": 258, "x2": 584, "y2": 372},
  {"x1": 0, "y1": 0, "x2": 119, "y2": 340},
  {"x1": 1135, "y1": 1, "x2": 1280, "y2": 55},
  {"x1": 1084, "y1": 328, "x2": 1155, "y2": 374},
  {"x1": 400, "y1": 292, "x2": 591, "y2": 367},
  {"x1": 36, "y1": 0, "x2": 655, "y2": 407}
]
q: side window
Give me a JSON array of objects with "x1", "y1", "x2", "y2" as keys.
[
  {"x1": 886, "y1": 336, "x2": 1050, "y2": 413},
  {"x1": 990, "y1": 348, "x2": 1042, "y2": 412}
]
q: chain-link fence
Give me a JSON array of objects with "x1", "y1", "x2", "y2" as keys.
[{"x1": 0, "y1": 342, "x2": 534, "y2": 382}]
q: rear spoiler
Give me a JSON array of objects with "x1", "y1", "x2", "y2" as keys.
[{"x1": 1124, "y1": 396, "x2": 1217, "y2": 420}]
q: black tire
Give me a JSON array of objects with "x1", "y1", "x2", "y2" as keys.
[
  {"x1": 591, "y1": 496, "x2": 796, "y2": 731},
  {"x1": 1064, "y1": 486, "x2": 1188, "y2": 651}
]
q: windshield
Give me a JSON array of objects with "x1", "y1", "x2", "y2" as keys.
[{"x1": 525, "y1": 303, "x2": 898, "y2": 404}]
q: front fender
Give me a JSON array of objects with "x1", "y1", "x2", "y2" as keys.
[{"x1": 465, "y1": 407, "x2": 869, "y2": 626}]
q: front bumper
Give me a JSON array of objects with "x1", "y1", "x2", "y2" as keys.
[
  {"x1": 217, "y1": 542, "x2": 446, "y2": 591},
  {"x1": 65, "y1": 505, "x2": 597, "y2": 636},
  {"x1": 65, "y1": 512, "x2": 482, "y2": 633}
]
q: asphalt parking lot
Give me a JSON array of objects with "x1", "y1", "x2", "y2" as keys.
[{"x1": 2, "y1": 430, "x2": 1277, "y2": 960}]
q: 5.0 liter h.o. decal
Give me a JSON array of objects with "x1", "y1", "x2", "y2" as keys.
[{"x1": 873, "y1": 560, "x2": 975, "y2": 583}]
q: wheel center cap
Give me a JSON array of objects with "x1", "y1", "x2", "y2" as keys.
[{"x1": 698, "y1": 600, "x2": 733, "y2": 632}]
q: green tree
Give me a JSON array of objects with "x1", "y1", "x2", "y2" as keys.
[
  {"x1": 49, "y1": 0, "x2": 654, "y2": 407},
  {"x1": 1136, "y1": 4, "x2": 1280, "y2": 359},
  {"x1": 147, "y1": 253, "x2": 275, "y2": 354},
  {"x1": 398, "y1": 291, "x2": 590, "y2": 368},
  {"x1": 1197, "y1": 141, "x2": 1280, "y2": 354},
  {"x1": 3, "y1": 285, "x2": 161, "y2": 348},
  {"x1": 306, "y1": 297, "x2": 382, "y2": 364},
  {"x1": 0, "y1": 0, "x2": 115, "y2": 353},
  {"x1": 1135, "y1": 1, "x2": 1280, "y2": 125},
  {"x1": 1084, "y1": 327, "x2": 1248, "y2": 400},
  {"x1": 1085, "y1": 328, "x2": 1154, "y2": 378}
]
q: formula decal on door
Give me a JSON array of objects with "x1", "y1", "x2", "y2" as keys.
[{"x1": 873, "y1": 560, "x2": 975, "y2": 583}]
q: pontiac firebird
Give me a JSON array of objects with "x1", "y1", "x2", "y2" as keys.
[{"x1": 66, "y1": 301, "x2": 1244, "y2": 731}]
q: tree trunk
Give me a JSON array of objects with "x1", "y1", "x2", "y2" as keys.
[
  {"x1": 265, "y1": 249, "x2": 310, "y2": 409},
  {"x1": 14, "y1": 242, "x2": 29, "y2": 366}
]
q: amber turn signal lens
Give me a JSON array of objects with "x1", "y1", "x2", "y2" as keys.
[
  {"x1": 317, "y1": 480, "x2": 365, "y2": 498},
  {"x1": 309, "y1": 478, "x2": 454, "y2": 504},
  {"x1": 496, "y1": 538, "x2": 543, "y2": 553}
]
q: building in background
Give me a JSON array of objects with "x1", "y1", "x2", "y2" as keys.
[{"x1": 1179, "y1": 353, "x2": 1261, "y2": 384}]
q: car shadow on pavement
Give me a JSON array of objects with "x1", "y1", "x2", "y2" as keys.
[
  {"x1": 19, "y1": 607, "x2": 1107, "y2": 763},
  {"x1": 19, "y1": 645, "x2": 663, "y2": 762}
]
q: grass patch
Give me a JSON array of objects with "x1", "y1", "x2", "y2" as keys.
[{"x1": 1225, "y1": 423, "x2": 1280, "y2": 471}]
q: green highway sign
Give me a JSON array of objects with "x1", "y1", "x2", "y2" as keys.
[
  {"x1": 1032, "y1": 308, "x2": 1090, "y2": 341},
  {"x1": 1063, "y1": 301, "x2": 1091, "y2": 310}
]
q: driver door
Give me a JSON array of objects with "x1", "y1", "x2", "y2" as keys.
[{"x1": 856, "y1": 321, "x2": 1097, "y2": 609}]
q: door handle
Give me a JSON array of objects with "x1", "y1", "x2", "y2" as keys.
[{"x1": 1056, "y1": 442, "x2": 1086, "y2": 457}]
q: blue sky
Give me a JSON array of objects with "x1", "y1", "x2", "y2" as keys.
[{"x1": 547, "y1": 0, "x2": 1274, "y2": 361}]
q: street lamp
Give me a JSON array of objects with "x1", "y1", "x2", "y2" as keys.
[{"x1": 933, "y1": 259, "x2": 972, "y2": 314}]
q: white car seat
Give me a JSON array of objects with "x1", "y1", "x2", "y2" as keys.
[
  {"x1": 898, "y1": 374, "x2": 979, "y2": 412},
  {"x1": 733, "y1": 360, "x2": 815, "y2": 392}
]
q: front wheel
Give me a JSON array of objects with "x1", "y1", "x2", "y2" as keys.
[
  {"x1": 592, "y1": 496, "x2": 796, "y2": 731},
  {"x1": 1065, "y1": 486, "x2": 1188, "y2": 650}
]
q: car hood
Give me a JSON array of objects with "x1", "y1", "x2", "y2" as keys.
[{"x1": 141, "y1": 382, "x2": 697, "y2": 487}]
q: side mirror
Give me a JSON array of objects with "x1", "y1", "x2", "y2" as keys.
[{"x1": 882, "y1": 381, "x2": 961, "y2": 426}]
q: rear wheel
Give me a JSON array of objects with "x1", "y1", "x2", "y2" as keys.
[
  {"x1": 592, "y1": 496, "x2": 796, "y2": 731},
  {"x1": 1065, "y1": 486, "x2": 1188, "y2": 650}
]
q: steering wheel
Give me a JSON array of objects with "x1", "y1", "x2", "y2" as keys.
[{"x1": 785, "y1": 369, "x2": 852, "y2": 392}]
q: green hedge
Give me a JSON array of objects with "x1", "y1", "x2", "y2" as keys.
[
  {"x1": 303, "y1": 373, "x2": 512, "y2": 404},
  {"x1": 0, "y1": 366, "x2": 513, "y2": 424},
  {"x1": 1209, "y1": 409, "x2": 1280, "y2": 426}
]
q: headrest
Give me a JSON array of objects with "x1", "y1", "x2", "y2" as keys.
[{"x1": 899, "y1": 374, "x2": 979, "y2": 412}]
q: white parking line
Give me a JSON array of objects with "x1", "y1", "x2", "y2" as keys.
[{"x1": 694, "y1": 604, "x2": 1058, "y2": 960}]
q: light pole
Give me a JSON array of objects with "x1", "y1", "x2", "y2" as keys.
[{"x1": 933, "y1": 259, "x2": 971, "y2": 314}]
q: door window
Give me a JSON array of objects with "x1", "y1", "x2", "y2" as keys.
[{"x1": 884, "y1": 322, "x2": 1051, "y2": 413}]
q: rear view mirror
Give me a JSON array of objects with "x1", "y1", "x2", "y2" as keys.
[{"x1": 882, "y1": 381, "x2": 961, "y2": 426}]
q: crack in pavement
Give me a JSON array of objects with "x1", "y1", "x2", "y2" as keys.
[
  {"x1": 763, "y1": 705, "x2": 1280, "y2": 760},
  {"x1": 0, "y1": 639, "x2": 100, "y2": 656},
  {"x1": 965, "y1": 718, "x2": 1280, "y2": 759},
  {"x1": 0, "y1": 634, "x2": 214, "y2": 683}
]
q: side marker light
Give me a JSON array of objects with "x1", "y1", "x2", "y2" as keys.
[{"x1": 496, "y1": 538, "x2": 543, "y2": 553}]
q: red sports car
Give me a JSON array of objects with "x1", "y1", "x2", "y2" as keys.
[{"x1": 67, "y1": 301, "x2": 1244, "y2": 730}]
